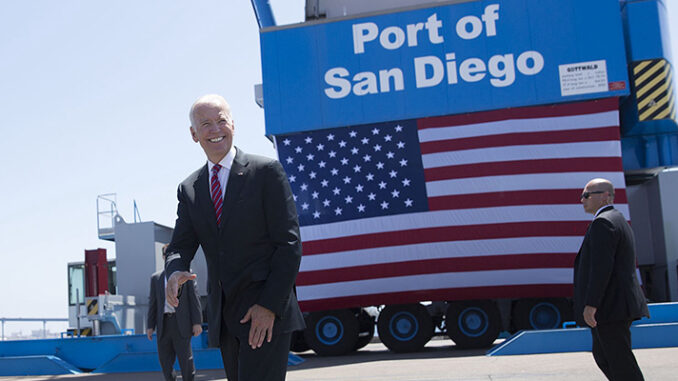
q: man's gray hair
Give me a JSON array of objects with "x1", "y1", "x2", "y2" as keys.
[{"x1": 189, "y1": 94, "x2": 232, "y2": 127}]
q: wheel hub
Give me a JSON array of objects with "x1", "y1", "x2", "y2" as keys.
[
  {"x1": 316, "y1": 316, "x2": 344, "y2": 345},
  {"x1": 458, "y1": 307, "x2": 489, "y2": 337},
  {"x1": 390, "y1": 311, "x2": 419, "y2": 341}
]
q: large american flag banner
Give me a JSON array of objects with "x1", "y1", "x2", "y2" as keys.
[{"x1": 275, "y1": 98, "x2": 628, "y2": 312}]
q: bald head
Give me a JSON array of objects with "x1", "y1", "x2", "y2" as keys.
[
  {"x1": 581, "y1": 178, "x2": 615, "y2": 214},
  {"x1": 586, "y1": 178, "x2": 615, "y2": 201},
  {"x1": 189, "y1": 94, "x2": 232, "y2": 127}
]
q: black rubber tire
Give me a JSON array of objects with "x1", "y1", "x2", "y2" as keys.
[
  {"x1": 354, "y1": 309, "x2": 375, "y2": 350},
  {"x1": 290, "y1": 329, "x2": 310, "y2": 353},
  {"x1": 512, "y1": 298, "x2": 573, "y2": 331},
  {"x1": 377, "y1": 304, "x2": 433, "y2": 353},
  {"x1": 304, "y1": 309, "x2": 359, "y2": 356},
  {"x1": 446, "y1": 300, "x2": 501, "y2": 349}
]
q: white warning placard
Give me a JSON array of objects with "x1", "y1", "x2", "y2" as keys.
[{"x1": 559, "y1": 60, "x2": 608, "y2": 96}]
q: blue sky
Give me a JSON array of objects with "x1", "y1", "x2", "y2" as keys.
[
  {"x1": 0, "y1": 1, "x2": 677, "y2": 335},
  {"x1": 0, "y1": 0, "x2": 304, "y2": 335}
]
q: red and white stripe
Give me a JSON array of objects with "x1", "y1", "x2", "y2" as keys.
[
  {"x1": 211, "y1": 165, "x2": 223, "y2": 226},
  {"x1": 296, "y1": 98, "x2": 628, "y2": 311}
]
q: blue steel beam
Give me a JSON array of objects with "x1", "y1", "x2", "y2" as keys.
[{"x1": 250, "y1": 0, "x2": 276, "y2": 29}]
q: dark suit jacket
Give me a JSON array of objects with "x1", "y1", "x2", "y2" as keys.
[
  {"x1": 573, "y1": 206, "x2": 649, "y2": 326},
  {"x1": 147, "y1": 270, "x2": 202, "y2": 338},
  {"x1": 166, "y1": 148, "x2": 305, "y2": 346}
]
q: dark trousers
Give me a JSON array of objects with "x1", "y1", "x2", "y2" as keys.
[
  {"x1": 219, "y1": 306, "x2": 291, "y2": 381},
  {"x1": 157, "y1": 314, "x2": 195, "y2": 381},
  {"x1": 591, "y1": 320, "x2": 644, "y2": 381}
]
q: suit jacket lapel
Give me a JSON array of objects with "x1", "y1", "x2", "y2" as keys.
[
  {"x1": 219, "y1": 149, "x2": 248, "y2": 231},
  {"x1": 194, "y1": 164, "x2": 219, "y2": 235},
  {"x1": 578, "y1": 205, "x2": 613, "y2": 260},
  {"x1": 158, "y1": 274, "x2": 165, "y2": 303}
]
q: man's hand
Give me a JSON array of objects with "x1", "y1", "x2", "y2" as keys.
[
  {"x1": 166, "y1": 271, "x2": 197, "y2": 307},
  {"x1": 240, "y1": 304, "x2": 275, "y2": 349},
  {"x1": 192, "y1": 324, "x2": 203, "y2": 337},
  {"x1": 146, "y1": 328, "x2": 154, "y2": 341},
  {"x1": 583, "y1": 305, "x2": 598, "y2": 328}
]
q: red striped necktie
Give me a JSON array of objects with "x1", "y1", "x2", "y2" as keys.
[{"x1": 211, "y1": 164, "x2": 223, "y2": 226}]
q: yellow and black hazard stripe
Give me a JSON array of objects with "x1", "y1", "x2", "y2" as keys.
[
  {"x1": 632, "y1": 58, "x2": 676, "y2": 122},
  {"x1": 82, "y1": 298, "x2": 98, "y2": 337},
  {"x1": 67, "y1": 327, "x2": 92, "y2": 337},
  {"x1": 86, "y1": 298, "x2": 98, "y2": 316}
]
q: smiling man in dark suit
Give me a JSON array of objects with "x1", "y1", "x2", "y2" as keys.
[
  {"x1": 164, "y1": 94, "x2": 304, "y2": 381},
  {"x1": 574, "y1": 178, "x2": 649, "y2": 381}
]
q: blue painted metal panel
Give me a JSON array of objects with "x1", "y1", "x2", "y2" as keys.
[
  {"x1": 261, "y1": 0, "x2": 629, "y2": 135},
  {"x1": 0, "y1": 334, "x2": 178, "y2": 371},
  {"x1": 620, "y1": 129, "x2": 678, "y2": 169},
  {"x1": 0, "y1": 331, "x2": 303, "y2": 375},
  {"x1": 93, "y1": 349, "x2": 301, "y2": 373},
  {"x1": 0, "y1": 355, "x2": 81, "y2": 376},
  {"x1": 621, "y1": 0, "x2": 673, "y2": 63},
  {"x1": 56, "y1": 334, "x2": 157, "y2": 370},
  {"x1": 487, "y1": 303, "x2": 678, "y2": 356},
  {"x1": 634, "y1": 302, "x2": 678, "y2": 324},
  {"x1": 288, "y1": 352, "x2": 305, "y2": 366},
  {"x1": 618, "y1": 0, "x2": 678, "y2": 170},
  {"x1": 562, "y1": 302, "x2": 678, "y2": 327},
  {"x1": 487, "y1": 327, "x2": 591, "y2": 356},
  {"x1": 487, "y1": 323, "x2": 678, "y2": 356},
  {"x1": 632, "y1": 323, "x2": 678, "y2": 347}
]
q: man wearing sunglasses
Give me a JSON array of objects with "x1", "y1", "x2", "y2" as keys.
[{"x1": 573, "y1": 178, "x2": 649, "y2": 381}]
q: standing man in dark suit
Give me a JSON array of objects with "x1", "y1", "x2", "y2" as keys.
[
  {"x1": 574, "y1": 178, "x2": 649, "y2": 381},
  {"x1": 165, "y1": 94, "x2": 305, "y2": 381},
  {"x1": 147, "y1": 247, "x2": 203, "y2": 381}
]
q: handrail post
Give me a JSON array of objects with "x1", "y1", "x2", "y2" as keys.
[{"x1": 76, "y1": 288, "x2": 81, "y2": 338}]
